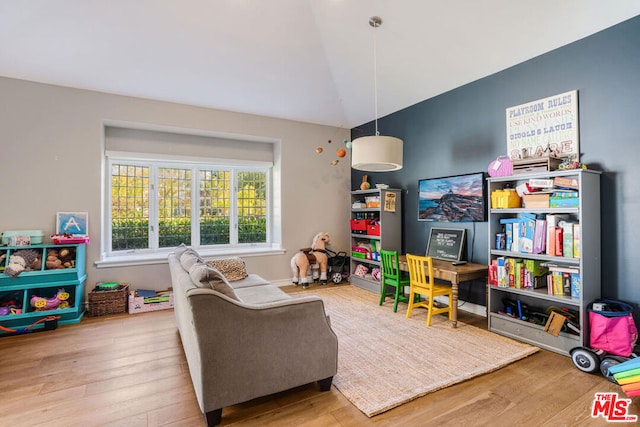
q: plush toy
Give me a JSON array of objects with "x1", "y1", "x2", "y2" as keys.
[
  {"x1": 45, "y1": 248, "x2": 76, "y2": 270},
  {"x1": 4, "y1": 249, "x2": 41, "y2": 277}
]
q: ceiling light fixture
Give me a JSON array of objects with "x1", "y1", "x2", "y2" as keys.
[{"x1": 351, "y1": 16, "x2": 403, "y2": 172}]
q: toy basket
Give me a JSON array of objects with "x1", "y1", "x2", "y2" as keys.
[{"x1": 88, "y1": 283, "x2": 129, "y2": 316}]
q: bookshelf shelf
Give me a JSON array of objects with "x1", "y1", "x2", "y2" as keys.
[{"x1": 487, "y1": 169, "x2": 601, "y2": 356}]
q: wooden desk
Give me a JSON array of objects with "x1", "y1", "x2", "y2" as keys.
[{"x1": 398, "y1": 256, "x2": 487, "y2": 328}]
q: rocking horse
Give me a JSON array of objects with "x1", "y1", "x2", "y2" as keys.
[{"x1": 290, "y1": 232, "x2": 331, "y2": 287}]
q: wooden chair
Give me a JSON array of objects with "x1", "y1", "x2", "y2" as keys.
[
  {"x1": 405, "y1": 253, "x2": 453, "y2": 326},
  {"x1": 379, "y1": 249, "x2": 412, "y2": 312}
]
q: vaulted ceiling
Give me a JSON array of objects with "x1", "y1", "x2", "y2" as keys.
[{"x1": 1, "y1": 1, "x2": 638, "y2": 128}]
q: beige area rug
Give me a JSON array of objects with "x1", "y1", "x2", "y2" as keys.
[{"x1": 313, "y1": 285, "x2": 539, "y2": 417}]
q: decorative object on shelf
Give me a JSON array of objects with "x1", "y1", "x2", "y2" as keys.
[
  {"x1": 30, "y1": 288, "x2": 70, "y2": 311},
  {"x1": 50, "y1": 233, "x2": 90, "y2": 244},
  {"x1": 4, "y1": 249, "x2": 41, "y2": 277},
  {"x1": 45, "y1": 247, "x2": 76, "y2": 269},
  {"x1": 512, "y1": 156, "x2": 562, "y2": 174},
  {"x1": 290, "y1": 232, "x2": 331, "y2": 287},
  {"x1": 56, "y1": 212, "x2": 88, "y2": 236},
  {"x1": 360, "y1": 175, "x2": 371, "y2": 190},
  {"x1": 488, "y1": 155, "x2": 513, "y2": 177},
  {"x1": 351, "y1": 16, "x2": 403, "y2": 172},
  {"x1": 375, "y1": 184, "x2": 389, "y2": 189}
]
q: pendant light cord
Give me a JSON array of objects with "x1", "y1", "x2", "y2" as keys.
[{"x1": 373, "y1": 20, "x2": 379, "y2": 136}]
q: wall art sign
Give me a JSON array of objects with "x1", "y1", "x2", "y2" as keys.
[
  {"x1": 56, "y1": 212, "x2": 89, "y2": 236},
  {"x1": 506, "y1": 90, "x2": 579, "y2": 160}
]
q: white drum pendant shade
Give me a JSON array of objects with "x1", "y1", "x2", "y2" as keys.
[{"x1": 351, "y1": 135, "x2": 403, "y2": 171}]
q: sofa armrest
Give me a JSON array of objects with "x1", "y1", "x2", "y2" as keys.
[{"x1": 185, "y1": 288, "x2": 338, "y2": 412}]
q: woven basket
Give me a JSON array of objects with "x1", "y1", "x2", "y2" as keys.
[{"x1": 88, "y1": 283, "x2": 129, "y2": 316}]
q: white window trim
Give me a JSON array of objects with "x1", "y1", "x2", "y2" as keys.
[{"x1": 98, "y1": 152, "x2": 280, "y2": 268}]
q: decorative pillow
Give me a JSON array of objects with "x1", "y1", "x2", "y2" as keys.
[
  {"x1": 189, "y1": 263, "x2": 238, "y2": 300},
  {"x1": 174, "y1": 243, "x2": 189, "y2": 259},
  {"x1": 180, "y1": 248, "x2": 204, "y2": 272},
  {"x1": 206, "y1": 257, "x2": 248, "y2": 282}
]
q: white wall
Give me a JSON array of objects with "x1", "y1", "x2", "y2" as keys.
[{"x1": 0, "y1": 76, "x2": 351, "y2": 291}]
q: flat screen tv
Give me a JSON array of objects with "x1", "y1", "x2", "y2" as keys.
[{"x1": 418, "y1": 172, "x2": 486, "y2": 222}]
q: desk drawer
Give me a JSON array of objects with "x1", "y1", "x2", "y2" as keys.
[{"x1": 489, "y1": 313, "x2": 579, "y2": 355}]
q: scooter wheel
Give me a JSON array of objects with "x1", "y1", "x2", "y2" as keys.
[
  {"x1": 600, "y1": 356, "x2": 627, "y2": 383},
  {"x1": 571, "y1": 347, "x2": 600, "y2": 373}
]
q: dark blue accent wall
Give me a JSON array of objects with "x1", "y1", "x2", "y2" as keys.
[{"x1": 352, "y1": 16, "x2": 640, "y2": 307}]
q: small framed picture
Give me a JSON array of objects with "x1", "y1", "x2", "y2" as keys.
[{"x1": 56, "y1": 212, "x2": 89, "y2": 235}]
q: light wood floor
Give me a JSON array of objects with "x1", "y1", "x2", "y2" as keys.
[{"x1": 1, "y1": 284, "x2": 636, "y2": 426}]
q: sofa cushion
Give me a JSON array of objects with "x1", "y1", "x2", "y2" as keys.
[
  {"x1": 180, "y1": 248, "x2": 204, "y2": 272},
  {"x1": 233, "y1": 284, "x2": 292, "y2": 305},
  {"x1": 228, "y1": 274, "x2": 271, "y2": 289},
  {"x1": 206, "y1": 257, "x2": 248, "y2": 281},
  {"x1": 189, "y1": 263, "x2": 238, "y2": 300}
]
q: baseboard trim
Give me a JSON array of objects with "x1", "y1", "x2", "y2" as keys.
[{"x1": 434, "y1": 296, "x2": 487, "y2": 317}]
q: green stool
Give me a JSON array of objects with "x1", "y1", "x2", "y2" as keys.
[{"x1": 379, "y1": 249, "x2": 413, "y2": 312}]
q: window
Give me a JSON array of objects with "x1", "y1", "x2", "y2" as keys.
[{"x1": 107, "y1": 157, "x2": 270, "y2": 256}]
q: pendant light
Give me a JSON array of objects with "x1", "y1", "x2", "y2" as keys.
[{"x1": 351, "y1": 16, "x2": 403, "y2": 172}]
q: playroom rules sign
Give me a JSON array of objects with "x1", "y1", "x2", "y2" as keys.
[{"x1": 506, "y1": 90, "x2": 579, "y2": 160}]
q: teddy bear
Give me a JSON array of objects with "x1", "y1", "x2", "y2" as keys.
[
  {"x1": 4, "y1": 249, "x2": 42, "y2": 277},
  {"x1": 45, "y1": 248, "x2": 76, "y2": 270}
]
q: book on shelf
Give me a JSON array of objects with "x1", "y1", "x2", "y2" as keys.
[
  {"x1": 551, "y1": 190, "x2": 579, "y2": 198},
  {"x1": 553, "y1": 176, "x2": 579, "y2": 190},
  {"x1": 554, "y1": 226, "x2": 563, "y2": 256},
  {"x1": 519, "y1": 213, "x2": 536, "y2": 254},
  {"x1": 488, "y1": 260, "x2": 498, "y2": 286},
  {"x1": 546, "y1": 214, "x2": 568, "y2": 256},
  {"x1": 523, "y1": 193, "x2": 550, "y2": 208},
  {"x1": 573, "y1": 223, "x2": 581, "y2": 258},
  {"x1": 551, "y1": 272, "x2": 564, "y2": 296},
  {"x1": 571, "y1": 273, "x2": 581, "y2": 299},
  {"x1": 559, "y1": 220, "x2": 577, "y2": 258},
  {"x1": 562, "y1": 272, "x2": 572, "y2": 297},
  {"x1": 550, "y1": 196, "x2": 579, "y2": 208},
  {"x1": 497, "y1": 257, "x2": 507, "y2": 287},
  {"x1": 533, "y1": 217, "x2": 546, "y2": 254},
  {"x1": 528, "y1": 178, "x2": 554, "y2": 188}
]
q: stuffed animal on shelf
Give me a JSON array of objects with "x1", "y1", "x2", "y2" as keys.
[
  {"x1": 4, "y1": 249, "x2": 42, "y2": 277},
  {"x1": 45, "y1": 248, "x2": 76, "y2": 270}
]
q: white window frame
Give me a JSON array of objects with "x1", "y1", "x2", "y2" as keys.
[{"x1": 97, "y1": 151, "x2": 281, "y2": 268}]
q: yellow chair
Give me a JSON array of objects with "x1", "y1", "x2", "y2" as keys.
[
  {"x1": 379, "y1": 249, "x2": 412, "y2": 312},
  {"x1": 405, "y1": 253, "x2": 453, "y2": 326}
]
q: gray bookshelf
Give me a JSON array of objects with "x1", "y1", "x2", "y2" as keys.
[
  {"x1": 487, "y1": 169, "x2": 601, "y2": 356},
  {"x1": 349, "y1": 188, "x2": 402, "y2": 293}
]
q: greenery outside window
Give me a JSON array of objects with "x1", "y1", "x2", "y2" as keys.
[{"x1": 107, "y1": 157, "x2": 270, "y2": 256}]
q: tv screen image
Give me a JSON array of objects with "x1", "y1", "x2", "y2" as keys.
[{"x1": 418, "y1": 172, "x2": 486, "y2": 222}]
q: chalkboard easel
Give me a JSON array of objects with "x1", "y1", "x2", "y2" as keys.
[{"x1": 426, "y1": 228, "x2": 466, "y2": 261}]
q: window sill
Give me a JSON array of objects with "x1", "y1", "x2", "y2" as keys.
[{"x1": 95, "y1": 246, "x2": 286, "y2": 268}]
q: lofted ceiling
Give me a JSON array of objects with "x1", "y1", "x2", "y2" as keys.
[{"x1": 1, "y1": 1, "x2": 639, "y2": 129}]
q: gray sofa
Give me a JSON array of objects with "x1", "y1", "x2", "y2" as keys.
[{"x1": 168, "y1": 246, "x2": 338, "y2": 426}]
